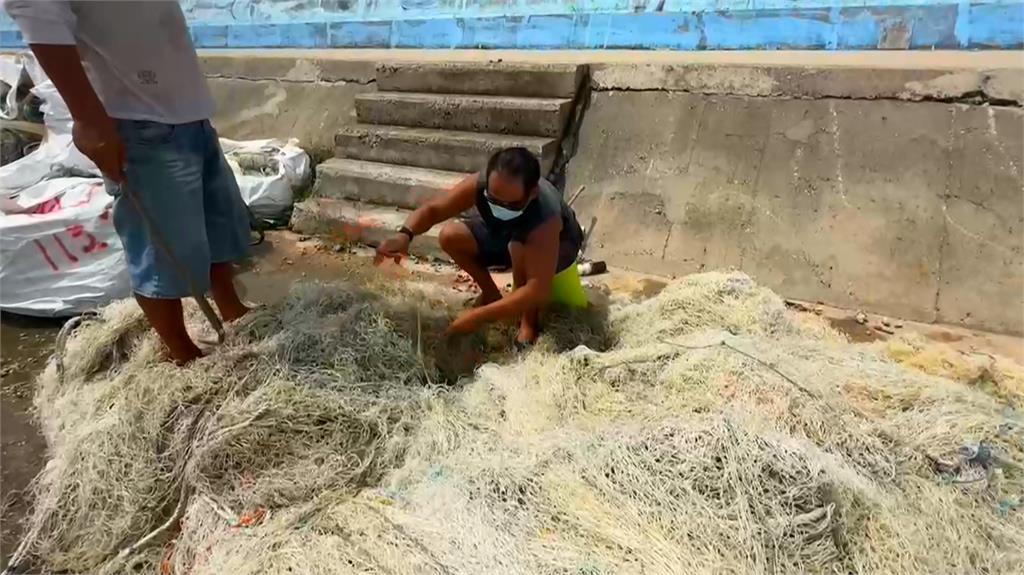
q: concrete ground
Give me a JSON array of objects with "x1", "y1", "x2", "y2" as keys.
[{"x1": 2, "y1": 229, "x2": 1022, "y2": 567}]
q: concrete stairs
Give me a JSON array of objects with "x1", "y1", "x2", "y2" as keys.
[
  {"x1": 354, "y1": 92, "x2": 572, "y2": 137},
  {"x1": 314, "y1": 159, "x2": 465, "y2": 211},
  {"x1": 334, "y1": 125, "x2": 557, "y2": 174},
  {"x1": 293, "y1": 62, "x2": 585, "y2": 259}
]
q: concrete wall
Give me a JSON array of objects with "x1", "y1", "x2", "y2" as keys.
[
  {"x1": 5, "y1": 46, "x2": 1018, "y2": 332},
  {"x1": 566, "y1": 65, "x2": 1024, "y2": 334},
  {"x1": 2, "y1": 1, "x2": 1022, "y2": 50},
  {"x1": 196, "y1": 51, "x2": 1023, "y2": 334},
  {"x1": 198, "y1": 48, "x2": 1024, "y2": 154},
  {"x1": 202, "y1": 55, "x2": 377, "y2": 158}
]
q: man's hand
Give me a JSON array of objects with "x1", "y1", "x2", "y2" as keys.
[
  {"x1": 374, "y1": 233, "x2": 411, "y2": 265},
  {"x1": 72, "y1": 114, "x2": 125, "y2": 182},
  {"x1": 446, "y1": 309, "x2": 483, "y2": 336}
]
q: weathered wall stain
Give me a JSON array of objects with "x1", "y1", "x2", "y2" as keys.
[{"x1": 567, "y1": 88, "x2": 1024, "y2": 333}]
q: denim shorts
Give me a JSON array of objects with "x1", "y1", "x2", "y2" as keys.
[{"x1": 105, "y1": 119, "x2": 250, "y2": 299}]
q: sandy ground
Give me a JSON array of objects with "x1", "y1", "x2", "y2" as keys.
[
  {"x1": 2, "y1": 229, "x2": 1021, "y2": 566},
  {"x1": 0, "y1": 314, "x2": 57, "y2": 567}
]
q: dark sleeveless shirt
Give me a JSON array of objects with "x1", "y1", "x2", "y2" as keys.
[{"x1": 474, "y1": 171, "x2": 583, "y2": 247}]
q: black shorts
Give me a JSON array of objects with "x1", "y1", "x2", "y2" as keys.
[{"x1": 464, "y1": 215, "x2": 581, "y2": 273}]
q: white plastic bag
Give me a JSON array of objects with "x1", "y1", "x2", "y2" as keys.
[
  {"x1": 221, "y1": 138, "x2": 309, "y2": 225},
  {"x1": 0, "y1": 178, "x2": 129, "y2": 316},
  {"x1": 0, "y1": 53, "x2": 25, "y2": 121},
  {"x1": 0, "y1": 54, "x2": 115, "y2": 316},
  {"x1": 0, "y1": 53, "x2": 99, "y2": 194},
  {"x1": 0, "y1": 52, "x2": 307, "y2": 316}
]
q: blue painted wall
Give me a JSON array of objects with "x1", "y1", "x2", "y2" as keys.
[{"x1": 1, "y1": 1, "x2": 1021, "y2": 49}]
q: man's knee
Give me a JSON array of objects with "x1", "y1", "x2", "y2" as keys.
[{"x1": 438, "y1": 221, "x2": 475, "y2": 256}]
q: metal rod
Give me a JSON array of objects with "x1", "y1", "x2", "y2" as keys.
[{"x1": 567, "y1": 184, "x2": 586, "y2": 207}]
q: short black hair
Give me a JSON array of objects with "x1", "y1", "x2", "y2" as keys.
[{"x1": 486, "y1": 147, "x2": 540, "y2": 192}]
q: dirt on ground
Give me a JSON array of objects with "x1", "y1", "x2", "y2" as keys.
[
  {"x1": 2, "y1": 229, "x2": 1021, "y2": 567},
  {"x1": 1, "y1": 314, "x2": 58, "y2": 564}
]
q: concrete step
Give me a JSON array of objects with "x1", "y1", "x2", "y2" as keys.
[
  {"x1": 335, "y1": 124, "x2": 558, "y2": 174},
  {"x1": 313, "y1": 158, "x2": 467, "y2": 211},
  {"x1": 291, "y1": 197, "x2": 448, "y2": 261},
  {"x1": 355, "y1": 92, "x2": 572, "y2": 138},
  {"x1": 376, "y1": 62, "x2": 585, "y2": 99}
]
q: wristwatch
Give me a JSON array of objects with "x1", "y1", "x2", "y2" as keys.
[{"x1": 398, "y1": 226, "x2": 415, "y2": 240}]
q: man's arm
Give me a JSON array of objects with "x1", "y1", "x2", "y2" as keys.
[
  {"x1": 403, "y1": 174, "x2": 478, "y2": 235},
  {"x1": 376, "y1": 174, "x2": 478, "y2": 261},
  {"x1": 4, "y1": 0, "x2": 124, "y2": 179},
  {"x1": 28, "y1": 45, "x2": 106, "y2": 123},
  {"x1": 458, "y1": 216, "x2": 561, "y2": 326}
]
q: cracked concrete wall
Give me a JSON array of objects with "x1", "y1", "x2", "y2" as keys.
[
  {"x1": 589, "y1": 63, "x2": 1024, "y2": 103},
  {"x1": 203, "y1": 56, "x2": 376, "y2": 159},
  {"x1": 198, "y1": 52, "x2": 1022, "y2": 334},
  {"x1": 199, "y1": 53, "x2": 1022, "y2": 162},
  {"x1": 567, "y1": 90, "x2": 1023, "y2": 334}
]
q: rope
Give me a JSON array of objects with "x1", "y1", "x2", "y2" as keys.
[
  {"x1": 659, "y1": 337, "x2": 817, "y2": 399},
  {"x1": 54, "y1": 312, "x2": 98, "y2": 384}
]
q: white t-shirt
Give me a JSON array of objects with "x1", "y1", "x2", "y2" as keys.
[{"x1": 4, "y1": 0, "x2": 215, "y2": 124}]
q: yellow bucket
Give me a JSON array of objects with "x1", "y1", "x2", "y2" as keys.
[
  {"x1": 512, "y1": 263, "x2": 589, "y2": 308},
  {"x1": 549, "y1": 263, "x2": 589, "y2": 308}
]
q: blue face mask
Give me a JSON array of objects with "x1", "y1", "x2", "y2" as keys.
[{"x1": 487, "y1": 200, "x2": 525, "y2": 221}]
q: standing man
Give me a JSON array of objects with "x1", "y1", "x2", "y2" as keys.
[
  {"x1": 4, "y1": 1, "x2": 252, "y2": 364},
  {"x1": 377, "y1": 147, "x2": 584, "y2": 345}
]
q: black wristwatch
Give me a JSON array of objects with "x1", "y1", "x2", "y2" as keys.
[{"x1": 398, "y1": 226, "x2": 415, "y2": 240}]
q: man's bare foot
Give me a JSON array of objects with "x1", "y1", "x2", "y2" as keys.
[
  {"x1": 220, "y1": 302, "x2": 251, "y2": 323},
  {"x1": 167, "y1": 343, "x2": 203, "y2": 366},
  {"x1": 516, "y1": 314, "x2": 539, "y2": 345}
]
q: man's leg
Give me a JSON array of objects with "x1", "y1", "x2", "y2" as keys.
[
  {"x1": 200, "y1": 121, "x2": 253, "y2": 323},
  {"x1": 134, "y1": 296, "x2": 202, "y2": 364},
  {"x1": 210, "y1": 262, "x2": 248, "y2": 322},
  {"x1": 111, "y1": 120, "x2": 213, "y2": 365},
  {"x1": 439, "y1": 220, "x2": 502, "y2": 306},
  {"x1": 509, "y1": 241, "x2": 540, "y2": 344}
]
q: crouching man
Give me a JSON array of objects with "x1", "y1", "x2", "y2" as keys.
[{"x1": 376, "y1": 148, "x2": 584, "y2": 344}]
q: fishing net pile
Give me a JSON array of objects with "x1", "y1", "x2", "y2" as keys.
[{"x1": 10, "y1": 272, "x2": 1023, "y2": 574}]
